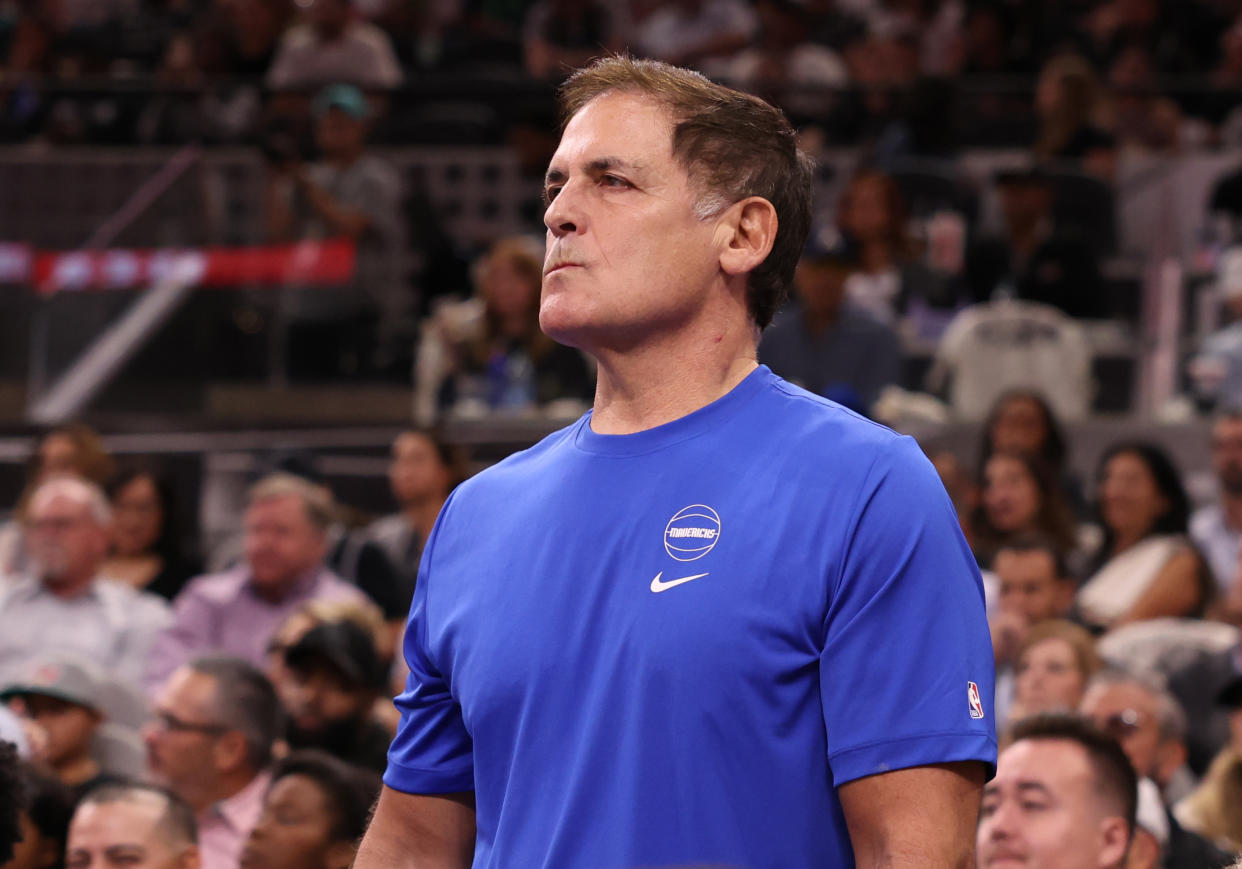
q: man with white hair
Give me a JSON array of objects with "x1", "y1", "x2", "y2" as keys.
[{"x1": 0, "y1": 477, "x2": 170, "y2": 688}]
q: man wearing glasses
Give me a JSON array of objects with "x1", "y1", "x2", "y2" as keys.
[
  {"x1": 143, "y1": 657, "x2": 282, "y2": 869},
  {"x1": 0, "y1": 477, "x2": 170, "y2": 689},
  {"x1": 1081, "y1": 669, "x2": 1234, "y2": 869}
]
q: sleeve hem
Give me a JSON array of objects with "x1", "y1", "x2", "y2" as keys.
[
  {"x1": 383, "y1": 760, "x2": 474, "y2": 795},
  {"x1": 829, "y1": 730, "x2": 997, "y2": 787}
]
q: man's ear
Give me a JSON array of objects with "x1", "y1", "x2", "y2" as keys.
[
  {"x1": 718, "y1": 197, "x2": 779, "y2": 279},
  {"x1": 1154, "y1": 738, "x2": 1187, "y2": 784},
  {"x1": 213, "y1": 729, "x2": 249, "y2": 774},
  {"x1": 1096, "y1": 816, "x2": 1130, "y2": 867}
]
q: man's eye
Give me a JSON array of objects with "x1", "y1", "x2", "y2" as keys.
[
  {"x1": 1020, "y1": 800, "x2": 1048, "y2": 812},
  {"x1": 544, "y1": 185, "x2": 562, "y2": 203},
  {"x1": 601, "y1": 175, "x2": 629, "y2": 188}
]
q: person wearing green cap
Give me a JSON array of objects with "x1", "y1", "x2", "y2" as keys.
[{"x1": 265, "y1": 81, "x2": 410, "y2": 379}]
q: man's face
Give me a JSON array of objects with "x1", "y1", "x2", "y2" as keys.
[
  {"x1": 1080, "y1": 683, "x2": 1163, "y2": 781},
  {"x1": 315, "y1": 108, "x2": 365, "y2": 158},
  {"x1": 25, "y1": 494, "x2": 109, "y2": 589},
  {"x1": 283, "y1": 661, "x2": 370, "y2": 734},
  {"x1": 540, "y1": 91, "x2": 729, "y2": 353},
  {"x1": 6, "y1": 693, "x2": 98, "y2": 767},
  {"x1": 143, "y1": 669, "x2": 226, "y2": 797},
  {"x1": 978, "y1": 738, "x2": 1129, "y2": 869},
  {"x1": 388, "y1": 433, "x2": 449, "y2": 506},
  {"x1": 995, "y1": 550, "x2": 1072, "y2": 625},
  {"x1": 66, "y1": 797, "x2": 189, "y2": 869},
  {"x1": 243, "y1": 495, "x2": 325, "y2": 593},
  {"x1": 1014, "y1": 638, "x2": 1085, "y2": 715},
  {"x1": 1211, "y1": 417, "x2": 1242, "y2": 495}
]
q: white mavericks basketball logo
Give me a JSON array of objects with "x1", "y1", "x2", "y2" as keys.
[{"x1": 664, "y1": 504, "x2": 722, "y2": 562}]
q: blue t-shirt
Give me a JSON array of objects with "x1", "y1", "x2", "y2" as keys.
[{"x1": 386, "y1": 365, "x2": 996, "y2": 868}]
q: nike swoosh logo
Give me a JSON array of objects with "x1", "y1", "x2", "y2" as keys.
[{"x1": 650, "y1": 571, "x2": 709, "y2": 593}]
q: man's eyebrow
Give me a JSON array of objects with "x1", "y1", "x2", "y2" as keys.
[
  {"x1": 1014, "y1": 781, "x2": 1053, "y2": 797},
  {"x1": 544, "y1": 157, "x2": 646, "y2": 186}
]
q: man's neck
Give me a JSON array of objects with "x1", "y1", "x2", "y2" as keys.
[
  {"x1": 588, "y1": 311, "x2": 759, "y2": 435},
  {"x1": 1222, "y1": 492, "x2": 1242, "y2": 531},
  {"x1": 57, "y1": 754, "x2": 99, "y2": 786},
  {"x1": 191, "y1": 769, "x2": 260, "y2": 815},
  {"x1": 42, "y1": 572, "x2": 95, "y2": 599},
  {"x1": 402, "y1": 497, "x2": 446, "y2": 537}
]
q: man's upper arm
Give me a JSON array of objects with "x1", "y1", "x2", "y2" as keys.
[
  {"x1": 355, "y1": 785, "x2": 475, "y2": 869},
  {"x1": 839, "y1": 762, "x2": 986, "y2": 868}
]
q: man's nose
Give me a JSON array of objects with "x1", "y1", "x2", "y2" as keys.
[{"x1": 544, "y1": 182, "x2": 583, "y2": 237}]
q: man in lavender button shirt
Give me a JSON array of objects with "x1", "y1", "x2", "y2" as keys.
[{"x1": 146, "y1": 473, "x2": 367, "y2": 696}]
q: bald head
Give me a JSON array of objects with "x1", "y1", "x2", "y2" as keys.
[{"x1": 69, "y1": 783, "x2": 199, "y2": 869}]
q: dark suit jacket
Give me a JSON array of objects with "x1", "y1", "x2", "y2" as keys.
[{"x1": 1165, "y1": 646, "x2": 1238, "y2": 777}]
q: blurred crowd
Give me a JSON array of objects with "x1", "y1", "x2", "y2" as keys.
[
  {"x1": 3, "y1": 0, "x2": 1242, "y2": 152},
  {"x1": 0, "y1": 422, "x2": 453, "y2": 867}
]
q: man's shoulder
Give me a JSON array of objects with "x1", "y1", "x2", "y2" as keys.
[
  {"x1": 175, "y1": 568, "x2": 250, "y2": 606},
  {"x1": 451, "y1": 419, "x2": 583, "y2": 494},
  {"x1": 1190, "y1": 502, "x2": 1224, "y2": 536},
  {"x1": 758, "y1": 371, "x2": 906, "y2": 449}
]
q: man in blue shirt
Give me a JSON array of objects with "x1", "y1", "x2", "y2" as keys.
[{"x1": 356, "y1": 56, "x2": 995, "y2": 868}]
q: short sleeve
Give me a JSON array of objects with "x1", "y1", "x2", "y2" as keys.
[
  {"x1": 384, "y1": 494, "x2": 475, "y2": 794},
  {"x1": 820, "y1": 436, "x2": 996, "y2": 786}
]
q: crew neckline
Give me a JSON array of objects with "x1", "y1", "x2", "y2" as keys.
[{"x1": 572, "y1": 365, "x2": 773, "y2": 457}]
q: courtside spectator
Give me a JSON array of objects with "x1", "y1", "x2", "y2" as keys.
[
  {"x1": 102, "y1": 468, "x2": 200, "y2": 602},
  {"x1": 965, "y1": 166, "x2": 1107, "y2": 319},
  {"x1": 989, "y1": 537, "x2": 1077, "y2": 726},
  {"x1": 1166, "y1": 571, "x2": 1242, "y2": 777},
  {"x1": 1078, "y1": 443, "x2": 1210, "y2": 631},
  {"x1": 633, "y1": 0, "x2": 757, "y2": 75},
  {"x1": 4, "y1": 762, "x2": 72, "y2": 869},
  {"x1": 0, "y1": 426, "x2": 115, "y2": 579},
  {"x1": 522, "y1": 0, "x2": 629, "y2": 82},
  {"x1": 67, "y1": 784, "x2": 199, "y2": 869},
  {"x1": 1031, "y1": 53, "x2": 1115, "y2": 177},
  {"x1": 1010, "y1": 620, "x2": 1100, "y2": 722},
  {"x1": 758, "y1": 238, "x2": 900, "y2": 416},
  {"x1": 281, "y1": 621, "x2": 390, "y2": 773},
  {"x1": 366, "y1": 430, "x2": 455, "y2": 596},
  {"x1": 239, "y1": 750, "x2": 380, "y2": 869},
  {"x1": 413, "y1": 237, "x2": 593, "y2": 424},
  {"x1": 1173, "y1": 673, "x2": 1242, "y2": 854},
  {"x1": 264, "y1": 82, "x2": 410, "y2": 378},
  {"x1": 977, "y1": 713, "x2": 1136, "y2": 869},
  {"x1": 266, "y1": 0, "x2": 402, "y2": 91},
  {"x1": 144, "y1": 658, "x2": 280, "y2": 869},
  {"x1": 1191, "y1": 409, "x2": 1242, "y2": 596},
  {"x1": 0, "y1": 657, "x2": 115, "y2": 801},
  {"x1": 1081, "y1": 670, "x2": 1236, "y2": 868},
  {"x1": 970, "y1": 451, "x2": 1079, "y2": 569},
  {"x1": 0, "y1": 479, "x2": 169, "y2": 689},
  {"x1": 978, "y1": 389, "x2": 1086, "y2": 518},
  {"x1": 834, "y1": 169, "x2": 959, "y2": 325},
  {"x1": 146, "y1": 474, "x2": 365, "y2": 693}
]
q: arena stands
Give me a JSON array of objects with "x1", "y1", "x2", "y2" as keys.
[{"x1": 3, "y1": 0, "x2": 1242, "y2": 862}]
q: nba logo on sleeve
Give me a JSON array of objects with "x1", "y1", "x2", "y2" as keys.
[{"x1": 967, "y1": 681, "x2": 985, "y2": 719}]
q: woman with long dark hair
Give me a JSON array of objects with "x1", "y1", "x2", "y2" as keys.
[
  {"x1": 1077, "y1": 442, "x2": 1211, "y2": 630},
  {"x1": 969, "y1": 450, "x2": 1078, "y2": 569},
  {"x1": 100, "y1": 466, "x2": 200, "y2": 600}
]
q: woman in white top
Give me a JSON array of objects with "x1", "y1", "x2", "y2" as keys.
[{"x1": 1077, "y1": 442, "x2": 1210, "y2": 631}]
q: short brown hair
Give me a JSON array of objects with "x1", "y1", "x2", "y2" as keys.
[
  {"x1": 1017, "y1": 619, "x2": 1100, "y2": 683},
  {"x1": 247, "y1": 473, "x2": 333, "y2": 531},
  {"x1": 559, "y1": 55, "x2": 814, "y2": 330}
]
